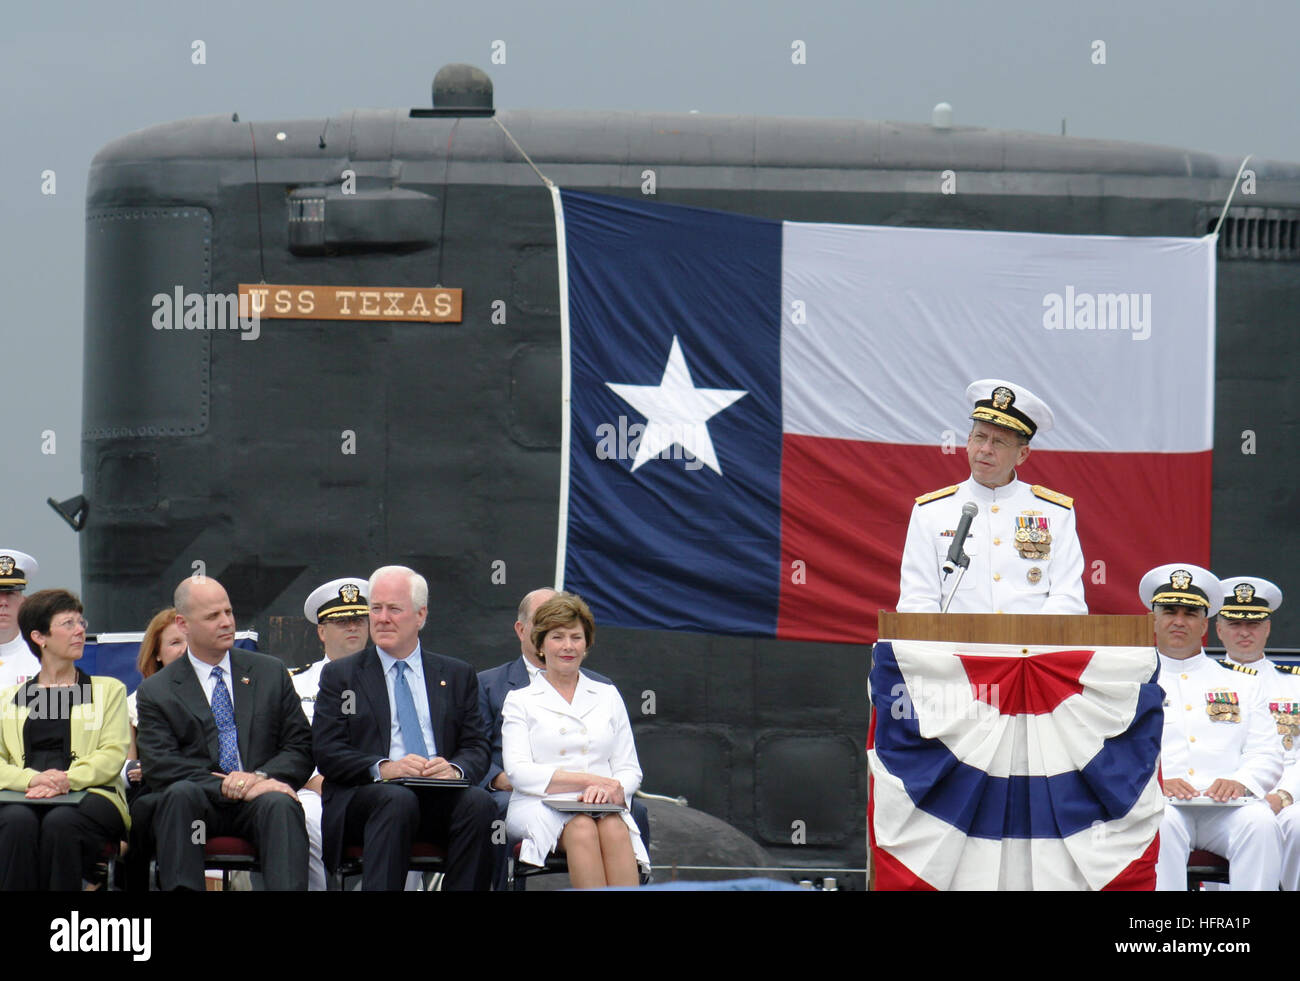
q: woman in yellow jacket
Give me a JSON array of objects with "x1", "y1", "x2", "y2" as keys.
[{"x1": 0, "y1": 589, "x2": 129, "y2": 890}]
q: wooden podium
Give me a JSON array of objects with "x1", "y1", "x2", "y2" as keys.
[
  {"x1": 868, "y1": 611, "x2": 1156, "y2": 890},
  {"x1": 876, "y1": 611, "x2": 1152, "y2": 647}
]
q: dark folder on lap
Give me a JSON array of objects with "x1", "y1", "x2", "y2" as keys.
[{"x1": 0, "y1": 790, "x2": 87, "y2": 805}]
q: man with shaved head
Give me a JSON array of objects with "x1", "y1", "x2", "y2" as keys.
[{"x1": 136, "y1": 576, "x2": 313, "y2": 890}]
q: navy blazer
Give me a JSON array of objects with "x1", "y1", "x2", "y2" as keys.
[
  {"x1": 476, "y1": 655, "x2": 609, "y2": 790},
  {"x1": 136, "y1": 648, "x2": 314, "y2": 805},
  {"x1": 312, "y1": 644, "x2": 490, "y2": 872}
]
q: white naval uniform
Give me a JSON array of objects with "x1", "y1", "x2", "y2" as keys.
[
  {"x1": 0, "y1": 635, "x2": 39, "y2": 689},
  {"x1": 503, "y1": 672, "x2": 649, "y2": 870},
  {"x1": 1251, "y1": 660, "x2": 1300, "y2": 890},
  {"x1": 290, "y1": 657, "x2": 329, "y2": 891},
  {"x1": 291, "y1": 658, "x2": 326, "y2": 724},
  {"x1": 1153, "y1": 651, "x2": 1283, "y2": 890},
  {"x1": 897, "y1": 475, "x2": 1086, "y2": 614}
]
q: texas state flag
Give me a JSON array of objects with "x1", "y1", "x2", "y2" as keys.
[
  {"x1": 551, "y1": 188, "x2": 1215, "y2": 641},
  {"x1": 868, "y1": 641, "x2": 1164, "y2": 890}
]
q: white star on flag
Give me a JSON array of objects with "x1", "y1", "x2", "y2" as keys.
[{"x1": 605, "y1": 335, "x2": 748, "y2": 475}]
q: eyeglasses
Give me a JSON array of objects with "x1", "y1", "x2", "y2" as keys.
[
  {"x1": 52, "y1": 616, "x2": 89, "y2": 632},
  {"x1": 968, "y1": 432, "x2": 1020, "y2": 451}
]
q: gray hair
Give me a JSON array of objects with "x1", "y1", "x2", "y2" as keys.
[{"x1": 369, "y1": 565, "x2": 428, "y2": 609}]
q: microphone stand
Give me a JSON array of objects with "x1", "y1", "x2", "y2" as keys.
[{"x1": 940, "y1": 551, "x2": 970, "y2": 614}]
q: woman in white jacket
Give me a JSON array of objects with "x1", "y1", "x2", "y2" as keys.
[{"x1": 502, "y1": 592, "x2": 647, "y2": 888}]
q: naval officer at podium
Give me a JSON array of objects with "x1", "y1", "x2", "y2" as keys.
[{"x1": 897, "y1": 379, "x2": 1086, "y2": 615}]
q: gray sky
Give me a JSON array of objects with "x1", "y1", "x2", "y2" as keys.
[{"x1": 3, "y1": 0, "x2": 1297, "y2": 596}]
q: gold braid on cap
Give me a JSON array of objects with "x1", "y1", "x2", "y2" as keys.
[{"x1": 1152, "y1": 590, "x2": 1210, "y2": 608}]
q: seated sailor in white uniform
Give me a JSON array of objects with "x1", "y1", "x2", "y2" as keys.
[
  {"x1": 1215, "y1": 576, "x2": 1300, "y2": 889},
  {"x1": 292, "y1": 577, "x2": 370, "y2": 891},
  {"x1": 1143, "y1": 564, "x2": 1283, "y2": 890},
  {"x1": 502, "y1": 592, "x2": 647, "y2": 888},
  {"x1": 0, "y1": 550, "x2": 40, "y2": 689}
]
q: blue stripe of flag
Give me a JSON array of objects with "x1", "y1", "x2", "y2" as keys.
[{"x1": 561, "y1": 190, "x2": 784, "y2": 635}]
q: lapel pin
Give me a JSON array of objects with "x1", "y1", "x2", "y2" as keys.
[
  {"x1": 240, "y1": 676, "x2": 251, "y2": 685},
  {"x1": 440, "y1": 679, "x2": 447, "y2": 686}
]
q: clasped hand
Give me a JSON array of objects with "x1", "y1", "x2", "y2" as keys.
[
  {"x1": 26, "y1": 769, "x2": 70, "y2": 798},
  {"x1": 213, "y1": 770, "x2": 299, "y2": 803},
  {"x1": 379, "y1": 754, "x2": 459, "y2": 781}
]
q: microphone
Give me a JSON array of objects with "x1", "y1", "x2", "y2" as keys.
[{"x1": 942, "y1": 502, "x2": 978, "y2": 575}]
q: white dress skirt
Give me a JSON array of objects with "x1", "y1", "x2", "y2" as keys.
[{"x1": 502, "y1": 671, "x2": 649, "y2": 870}]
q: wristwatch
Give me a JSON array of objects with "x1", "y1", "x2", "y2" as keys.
[{"x1": 1278, "y1": 790, "x2": 1294, "y2": 809}]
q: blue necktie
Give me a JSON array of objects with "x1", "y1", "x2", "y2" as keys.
[
  {"x1": 211, "y1": 667, "x2": 241, "y2": 773},
  {"x1": 394, "y1": 661, "x2": 428, "y2": 757}
]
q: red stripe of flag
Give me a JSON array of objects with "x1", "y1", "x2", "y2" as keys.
[{"x1": 777, "y1": 436, "x2": 1210, "y2": 643}]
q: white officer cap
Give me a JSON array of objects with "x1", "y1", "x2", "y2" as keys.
[
  {"x1": 1139, "y1": 563, "x2": 1222, "y2": 617},
  {"x1": 1216, "y1": 576, "x2": 1283, "y2": 621},
  {"x1": 0, "y1": 550, "x2": 38, "y2": 592},
  {"x1": 967, "y1": 379, "x2": 1055, "y2": 440},
  {"x1": 304, "y1": 577, "x2": 370, "y2": 624}
]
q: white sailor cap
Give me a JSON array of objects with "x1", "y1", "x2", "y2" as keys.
[
  {"x1": 966, "y1": 379, "x2": 1055, "y2": 440},
  {"x1": 1216, "y1": 576, "x2": 1283, "y2": 621},
  {"x1": 304, "y1": 577, "x2": 370, "y2": 624},
  {"x1": 0, "y1": 550, "x2": 38, "y2": 592},
  {"x1": 1139, "y1": 563, "x2": 1222, "y2": 617}
]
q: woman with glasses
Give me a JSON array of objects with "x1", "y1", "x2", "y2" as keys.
[{"x1": 0, "y1": 589, "x2": 129, "y2": 889}]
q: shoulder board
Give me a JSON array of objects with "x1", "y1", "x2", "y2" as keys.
[
  {"x1": 288, "y1": 663, "x2": 312, "y2": 676},
  {"x1": 1215, "y1": 659, "x2": 1258, "y2": 675},
  {"x1": 915, "y1": 485, "x2": 959, "y2": 506},
  {"x1": 1279, "y1": 664, "x2": 1300, "y2": 676},
  {"x1": 1031, "y1": 485, "x2": 1073, "y2": 509}
]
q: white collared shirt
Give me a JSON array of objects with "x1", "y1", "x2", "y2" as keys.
[
  {"x1": 187, "y1": 649, "x2": 236, "y2": 707},
  {"x1": 375, "y1": 642, "x2": 436, "y2": 759},
  {"x1": 187, "y1": 648, "x2": 242, "y2": 771}
]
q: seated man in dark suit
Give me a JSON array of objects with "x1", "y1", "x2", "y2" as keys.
[
  {"x1": 313, "y1": 565, "x2": 495, "y2": 890},
  {"x1": 136, "y1": 576, "x2": 313, "y2": 890},
  {"x1": 478, "y1": 587, "x2": 649, "y2": 885}
]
